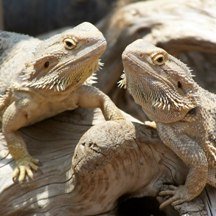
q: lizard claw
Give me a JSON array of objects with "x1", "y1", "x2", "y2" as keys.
[
  {"x1": 13, "y1": 156, "x2": 39, "y2": 183},
  {"x1": 159, "y1": 185, "x2": 192, "y2": 209}
]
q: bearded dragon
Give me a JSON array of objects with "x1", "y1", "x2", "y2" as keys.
[
  {"x1": 120, "y1": 39, "x2": 216, "y2": 208},
  {"x1": 0, "y1": 22, "x2": 124, "y2": 183}
]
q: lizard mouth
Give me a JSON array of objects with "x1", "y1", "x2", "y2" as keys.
[
  {"x1": 62, "y1": 58, "x2": 104, "y2": 90},
  {"x1": 26, "y1": 58, "x2": 103, "y2": 91}
]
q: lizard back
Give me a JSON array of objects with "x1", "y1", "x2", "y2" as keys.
[{"x1": 0, "y1": 31, "x2": 40, "y2": 96}]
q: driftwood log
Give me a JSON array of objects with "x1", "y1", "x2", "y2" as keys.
[
  {"x1": 0, "y1": 108, "x2": 215, "y2": 216},
  {"x1": 1, "y1": 0, "x2": 216, "y2": 215}
]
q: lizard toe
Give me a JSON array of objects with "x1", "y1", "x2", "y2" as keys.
[
  {"x1": 29, "y1": 161, "x2": 39, "y2": 171},
  {"x1": 18, "y1": 165, "x2": 28, "y2": 182},
  {"x1": 26, "y1": 166, "x2": 34, "y2": 179},
  {"x1": 12, "y1": 167, "x2": 20, "y2": 182},
  {"x1": 13, "y1": 156, "x2": 40, "y2": 183},
  {"x1": 159, "y1": 189, "x2": 175, "y2": 196},
  {"x1": 172, "y1": 199, "x2": 185, "y2": 206},
  {"x1": 159, "y1": 196, "x2": 178, "y2": 209},
  {"x1": 159, "y1": 185, "x2": 191, "y2": 209}
]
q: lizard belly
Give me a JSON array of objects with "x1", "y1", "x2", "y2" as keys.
[{"x1": 24, "y1": 98, "x2": 78, "y2": 126}]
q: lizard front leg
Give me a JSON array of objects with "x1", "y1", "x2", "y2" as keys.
[
  {"x1": 2, "y1": 101, "x2": 39, "y2": 182},
  {"x1": 157, "y1": 125, "x2": 208, "y2": 209},
  {"x1": 0, "y1": 90, "x2": 12, "y2": 120},
  {"x1": 76, "y1": 85, "x2": 125, "y2": 121}
]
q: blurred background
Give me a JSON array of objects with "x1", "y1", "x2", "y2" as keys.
[{"x1": 1, "y1": 0, "x2": 115, "y2": 35}]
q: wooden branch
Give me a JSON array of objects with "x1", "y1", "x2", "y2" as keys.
[{"x1": 0, "y1": 108, "x2": 215, "y2": 215}]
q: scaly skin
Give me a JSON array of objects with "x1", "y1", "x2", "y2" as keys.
[
  {"x1": 121, "y1": 39, "x2": 216, "y2": 208},
  {"x1": 0, "y1": 22, "x2": 124, "y2": 183}
]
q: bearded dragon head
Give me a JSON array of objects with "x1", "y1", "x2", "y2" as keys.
[
  {"x1": 22, "y1": 22, "x2": 106, "y2": 92},
  {"x1": 121, "y1": 39, "x2": 198, "y2": 123}
]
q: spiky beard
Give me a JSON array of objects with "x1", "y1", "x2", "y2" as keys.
[
  {"x1": 24, "y1": 59, "x2": 103, "y2": 92},
  {"x1": 118, "y1": 71, "x2": 127, "y2": 89},
  {"x1": 129, "y1": 78, "x2": 197, "y2": 112},
  {"x1": 120, "y1": 69, "x2": 196, "y2": 113}
]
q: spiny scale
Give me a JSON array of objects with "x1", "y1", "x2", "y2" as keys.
[
  {"x1": 24, "y1": 59, "x2": 103, "y2": 91},
  {"x1": 118, "y1": 72, "x2": 126, "y2": 88},
  {"x1": 85, "y1": 59, "x2": 103, "y2": 85}
]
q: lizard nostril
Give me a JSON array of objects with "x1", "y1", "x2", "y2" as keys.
[
  {"x1": 177, "y1": 81, "x2": 182, "y2": 88},
  {"x1": 44, "y1": 61, "x2": 50, "y2": 68}
]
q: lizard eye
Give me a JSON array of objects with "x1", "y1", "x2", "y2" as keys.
[
  {"x1": 152, "y1": 53, "x2": 166, "y2": 65},
  {"x1": 63, "y1": 37, "x2": 78, "y2": 50}
]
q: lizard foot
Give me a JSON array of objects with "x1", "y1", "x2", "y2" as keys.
[
  {"x1": 159, "y1": 185, "x2": 193, "y2": 209},
  {"x1": 13, "y1": 156, "x2": 39, "y2": 183}
]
